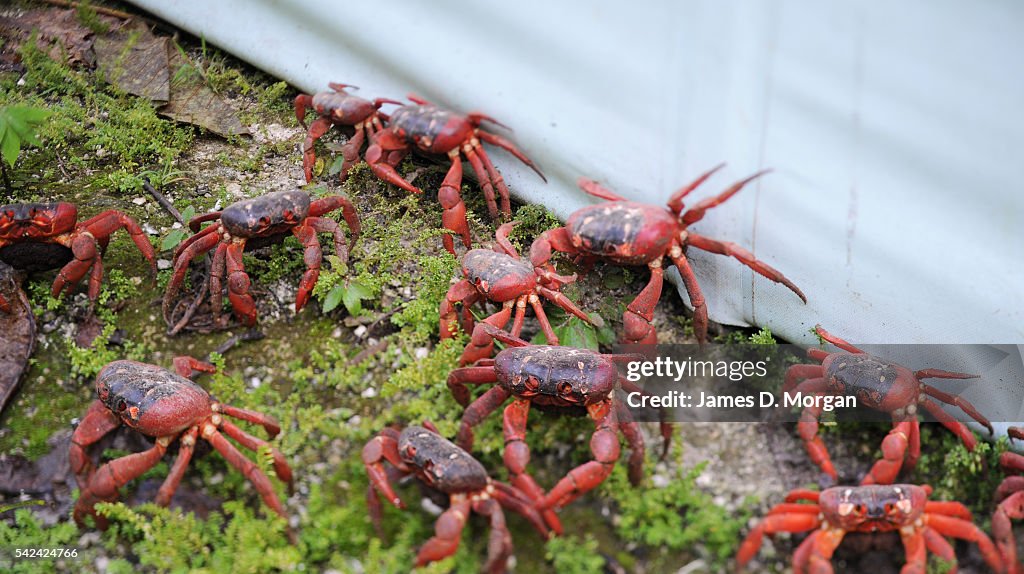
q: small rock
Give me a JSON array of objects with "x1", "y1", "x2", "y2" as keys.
[
  {"x1": 143, "y1": 223, "x2": 159, "y2": 235},
  {"x1": 421, "y1": 497, "x2": 443, "y2": 516},
  {"x1": 131, "y1": 197, "x2": 146, "y2": 205},
  {"x1": 249, "y1": 377, "x2": 261, "y2": 388},
  {"x1": 171, "y1": 221, "x2": 182, "y2": 229},
  {"x1": 331, "y1": 327, "x2": 343, "y2": 338},
  {"x1": 353, "y1": 325, "x2": 367, "y2": 338},
  {"x1": 414, "y1": 347, "x2": 429, "y2": 360},
  {"x1": 361, "y1": 386, "x2": 377, "y2": 399},
  {"x1": 226, "y1": 182, "x2": 243, "y2": 197},
  {"x1": 157, "y1": 259, "x2": 172, "y2": 270}
]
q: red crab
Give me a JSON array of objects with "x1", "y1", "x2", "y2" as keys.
[
  {"x1": 994, "y1": 427, "x2": 1024, "y2": 574},
  {"x1": 365, "y1": 95, "x2": 546, "y2": 254},
  {"x1": 363, "y1": 422, "x2": 550, "y2": 573},
  {"x1": 163, "y1": 190, "x2": 360, "y2": 327},
  {"x1": 70, "y1": 358, "x2": 293, "y2": 529},
  {"x1": 736, "y1": 483, "x2": 1005, "y2": 573},
  {"x1": 440, "y1": 221, "x2": 596, "y2": 366},
  {"x1": 529, "y1": 165, "x2": 806, "y2": 345},
  {"x1": 784, "y1": 325, "x2": 993, "y2": 485},
  {"x1": 294, "y1": 82, "x2": 400, "y2": 183},
  {"x1": 0, "y1": 202, "x2": 155, "y2": 311},
  {"x1": 449, "y1": 324, "x2": 670, "y2": 532}
]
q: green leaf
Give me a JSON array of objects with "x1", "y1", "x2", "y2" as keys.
[
  {"x1": 553, "y1": 317, "x2": 600, "y2": 350},
  {"x1": 322, "y1": 284, "x2": 345, "y2": 313},
  {"x1": 327, "y1": 156, "x2": 346, "y2": 176},
  {"x1": 180, "y1": 205, "x2": 196, "y2": 223},
  {"x1": 341, "y1": 280, "x2": 373, "y2": 315},
  {"x1": 1, "y1": 130, "x2": 19, "y2": 168},
  {"x1": 9, "y1": 106, "x2": 51, "y2": 124},
  {"x1": 160, "y1": 228, "x2": 187, "y2": 251}
]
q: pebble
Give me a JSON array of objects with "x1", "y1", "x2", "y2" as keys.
[
  {"x1": 157, "y1": 259, "x2": 172, "y2": 270},
  {"x1": 249, "y1": 377, "x2": 261, "y2": 388},
  {"x1": 420, "y1": 497, "x2": 443, "y2": 516},
  {"x1": 131, "y1": 197, "x2": 146, "y2": 205},
  {"x1": 360, "y1": 386, "x2": 376, "y2": 399},
  {"x1": 353, "y1": 325, "x2": 367, "y2": 338},
  {"x1": 414, "y1": 347, "x2": 429, "y2": 360}
]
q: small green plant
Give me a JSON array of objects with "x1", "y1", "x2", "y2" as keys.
[
  {"x1": 544, "y1": 534, "x2": 606, "y2": 573},
  {"x1": 160, "y1": 205, "x2": 197, "y2": 251},
  {"x1": 0, "y1": 105, "x2": 51, "y2": 191}
]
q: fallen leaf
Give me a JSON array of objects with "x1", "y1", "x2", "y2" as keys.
[
  {"x1": 161, "y1": 47, "x2": 249, "y2": 136},
  {"x1": 0, "y1": 262, "x2": 35, "y2": 416},
  {"x1": 93, "y1": 22, "x2": 170, "y2": 102}
]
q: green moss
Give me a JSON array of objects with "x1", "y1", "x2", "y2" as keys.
[
  {"x1": 0, "y1": 509, "x2": 81, "y2": 573},
  {"x1": 544, "y1": 534, "x2": 606, "y2": 574}
]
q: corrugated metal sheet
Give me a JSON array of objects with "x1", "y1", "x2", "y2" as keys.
[{"x1": 127, "y1": 0, "x2": 1024, "y2": 432}]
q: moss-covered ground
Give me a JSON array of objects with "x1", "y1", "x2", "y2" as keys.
[{"x1": 0, "y1": 3, "x2": 1016, "y2": 573}]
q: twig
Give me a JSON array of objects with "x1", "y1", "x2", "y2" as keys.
[
  {"x1": 0, "y1": 162, "x2": 11, "y2": 195},
  {"x1": 347, "y1": 339, "x2": 390, "y2": 366},
  {"x1": 143, "y1": 177, "x2": 183, "y2": 224},
  {"x1": 213, "y1": 329, "x2": 266, "y2": 356},
  {"x1": 39, "y1": 0, "x2": 136, "y2": 20},
  {"x1": 54, "y1": 150, "x2": 71, "y2": 180}
]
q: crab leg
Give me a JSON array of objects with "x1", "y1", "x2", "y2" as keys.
[
  {"x1": 490, "y1": 481, "x2": 551, "y2": 538},
  {"x1": 455, "y1": 386, "x2": 510, "y2": 453},
  {"x1": 85, "y1": 248, "x2": 104, "y2": 302},
  {"x1": 172, "y1": 222, "x2": 218, "y2": 262},
  {"x1": 69, "y1": 400, "x2": 122, "y2": 487},
  {"x1": 925, "y1": 513, "x2": 1004, "y2": 573},
  {"x1": 993, "y1": 490, "x2": 1024, "y2": 574},
  {"x1": 202, "y1": 424, "x2": 288, "y2": 520},
  {"x1": 154, "y1": 426, "x2": 199, "y2": 506},
  {"x1": 302, "y1": 117, "x2": 334, "y2": 182},
  {"x1": 51, "y1": 231, "x2": 99, "y2": 298},
  {"x1": 814, "y1": 325, "x2": 865, "y2": 354},
  {"x1": 303, "y1": 214, "x2": 348, "y2": 261},
  {"x1": 621, "y1": 260, "x2": 663, "y2": 345},
  {"x1": 440, "y1": 279, "x2": 478, "y2": 339},
  {"x1": 502, "y1": 398, "x2": 563, "y2": 535},
  {"x1": 783, "y1": 364, "x2": 825, "y2": 394},
  {"x1": 667, "y1": 241, "x2": 708, "y2": 344},
  {"x1": 438, "y1": 152, "x2": 472, "y2": 254},
  {"x1": 219, "y1": 419, "x2": 293, "y2": 487},
  {"x1": 791, "y1": 529, "x2": 819, "y2": 574},
  {"x1": 921, "y1": 384, "x2": 993, "y2": 435},
  {"x1": 463, "y1": 144, "x2": 500, "y2": 220},
  {"x1": 577, "y1": 177, "x2": 626, "y2": 201},
  {"x1": 614, "y1": 401, "x2": 646, "y2": 485},
  {"x1": 494, "y1": 222, "x2": 519, "y2": 257},
  {"x1": 686, "y1": 233, "x2": 807, "y2": 303},
  {"x1": 291, "y1": 223, "x2": 324, "y2": 313},
  {"x1": 366, "y1": 130, "x2": 422, "y2": 194},
  {"x1": 219, "y1": 403, "x2": 282, "y2": 437},
  {"x1": 798, "y1": 399, "x2": 839, "y2": 481},
  {"x1": 919, "y1": 399, "x2": 979, "y2": 451},
  {"x1": 461, "y1": 303, "x2": 514, "y2": 366},
  {"x1": 448, "y1": 365, "x2": 502, "y2": 409},
  {"x1": 529, "y1": 226, "x2": 579, "y2": 279},
  {"x1": 541, "y1": 399, "x2": 621, "y2": 510},
  {"x1": 509, "y1": 297, "x2": 527, "y2": 337},
  {"x1": 73, "y1": 435, "x2": 171, "y2": 528},
  {"x1": 736, "y1": 512, "x2": 821, "y2": 569},
  {"x1": 77, "y1": 210, "x2": 156, "y2": 269},
  {"x1": 415, "y1": 498, "x2": 472, "y2": 568},
  {"x1": 476, "y1": 130, "x2": 546, "y2": 182},
  {"x1": 208, "y1": 242, "x2": 228, "y2": 326},
  {"x1": 618, "y1": 375, "x2": 674, "y2": 458},
  {"x1": 337, "y1": 122, "x2": 368, "y2": 183},
  {"x1": 476, "y1": 146, "x2": 512, "y2": 218},
  {"x1": 164, "y1": 229, "x2": 220, "y2": 320},
  {"x1": 528, "y1": 294, "x2": 559, "y2": 344},
  {"x1": 921, "y1": 527, "x2": 957, "y2": 573},
  {"x1": 665, "y1": 163, "x2": 725, "y2": 214},
  {"x1": 309, "y1": 195, "x2": 360, "y2": 253},
  {"x1": 680, "y1": 169, "x2": 768, "y2": 225},
  {"x1": 224, "y1": 242, "x2": 257, "y2": 326},
  {"x1": 861, "y1": 420, "x2": 915, "y2": 485},
  {"x1": 474, "y1": 498, "x2": 513, "y2": 574},
  {"x1": 362, "y1": 428, "x2": 409, "y2": 509},
  {"x1": 536, "y1": 285, "x2": 593, "y2": 324}
]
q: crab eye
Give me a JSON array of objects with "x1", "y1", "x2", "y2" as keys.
[
  {"x1": 259, "y1": 216, "x2": 270, "y2": 226},
  {"x1": 116, "y1": 399, "x2": 127, "y2": 412},
  {"x1": 558, "y1": 382, "x2": 574, "y2": 396}
]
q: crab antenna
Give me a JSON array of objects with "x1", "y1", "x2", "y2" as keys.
[{"x1": 477, "y1": 323, "x2": 531, "y2": 347}]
